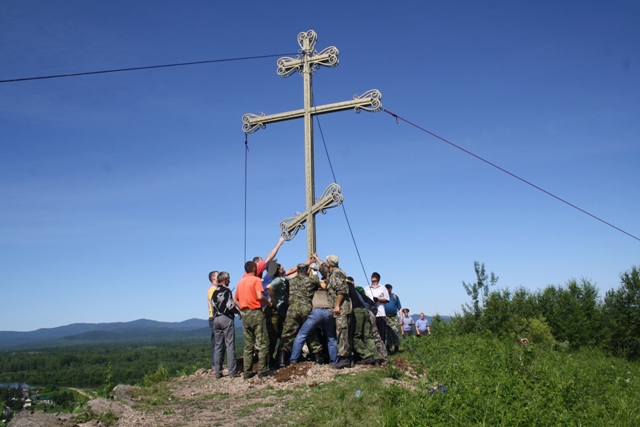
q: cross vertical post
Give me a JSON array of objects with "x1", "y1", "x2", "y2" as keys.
[
  {"x1": 302, "y1": 33, "x2": 316, "y2": 256},
  {"x1": 242, "y1": 30, "x2": 382, "y2": 257}
]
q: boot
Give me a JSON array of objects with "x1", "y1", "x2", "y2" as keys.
[
  {"x1": 313, "y1": 353, "x2": 324, "y2": 364},
  {"x1": 356, "y1": 356, "x2": 375, "y2": 365},
  {"x1": 277, "y1": 350, "x2": 289, "y2": 368},
  {"x1": 333, "y1": 356, "x2": 351, "y2": 369}
]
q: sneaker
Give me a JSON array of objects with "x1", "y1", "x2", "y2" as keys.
[
  {"x1": 228, "y1": 372, "x2": 241, "y2": 378},
  {"x1": 375, "y1": 359, "x2": 387, "y2": 366},
  {"x1": 243, "y1": 372, "x2": 256, "y2": 380},
  {"x1": 356, "y1": 356, "x2": 375, "y2": 365},
  {"x1": 214, "y1": 373, "x2": 222, "y2": 379}
]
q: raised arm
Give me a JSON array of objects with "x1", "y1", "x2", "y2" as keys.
[{"x1": 264, "y1": 236, "x2": 285, "y2": 264}]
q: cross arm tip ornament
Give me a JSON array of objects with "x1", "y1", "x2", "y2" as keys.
[
  {"x1": 242, "y1": 112, "x2": 266, "y2": 134},
  {"x1": 353, "y1": 89, "x2": 382, "y2": 113}
]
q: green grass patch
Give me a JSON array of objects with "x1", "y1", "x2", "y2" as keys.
[{"x1": 282, "y1": 335, "x2": 640, "y2": 427}]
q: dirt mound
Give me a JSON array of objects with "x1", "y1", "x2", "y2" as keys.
[{"x1": 271, "y1": 361, "x2": 315, "y2": 382}]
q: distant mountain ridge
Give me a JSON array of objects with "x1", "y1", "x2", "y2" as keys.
[
  {"x1": 0, "y1": 318, "x2": 212, "y2": 350},
  {"x1": 0, "y1": 315, "x2": 449, "y2": 350}
]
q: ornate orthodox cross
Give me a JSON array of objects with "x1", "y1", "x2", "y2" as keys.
[{"x1": 242, "y1": 30, "x2": 382, "y2": 257}]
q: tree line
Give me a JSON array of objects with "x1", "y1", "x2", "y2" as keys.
[
  {"x1": 447, "y1": 262, "x2": 640, "y2": 360},
  {"x1": 0, "y1": 340, "x2": 216, "y2": 387}
]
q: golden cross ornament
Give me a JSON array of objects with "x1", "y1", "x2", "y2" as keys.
[{"x1": 242, "y1": 30, "x2": 382, "y2": 257}]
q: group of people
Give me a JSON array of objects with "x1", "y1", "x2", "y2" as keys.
[{"x1": 206, "y1": 236, "x2": 431, "y2": 380}]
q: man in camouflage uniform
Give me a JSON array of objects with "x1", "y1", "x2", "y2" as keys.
[
  {"x1": 276, "y1": 262, "x2": 321, "y2": 367},
  {"x1": 313, "y1": 253, "x2": 353, "y2": 369}
]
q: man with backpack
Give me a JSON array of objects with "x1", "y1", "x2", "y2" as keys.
[{"x1": 211, "y1": 272, "x2": 241, "y2": 379}]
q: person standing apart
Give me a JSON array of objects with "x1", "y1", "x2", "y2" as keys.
[
  {"x1": 211, "y1": 272, "x2": 240, "y2": 378},
  {"x1": 401, "y1": 308, "x2": 415, "y2": 337},
  {"x1": 234, "y1": 261, "x2": 272, "y2": 379},
  {"x1": 416, "y1": 312, "x2": 431, "y2": 337}
]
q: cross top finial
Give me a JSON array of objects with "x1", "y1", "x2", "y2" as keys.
[
  {"x1": 277, "y1": 30, "x2": 339, "y2": 78},
  {"x1": 297, "y1": 30, "x2": 318, "y2": 53}
]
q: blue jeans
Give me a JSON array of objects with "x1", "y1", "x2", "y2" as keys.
[{"x1": 290, "y1": 308, "x2": 338, "y2": 364}]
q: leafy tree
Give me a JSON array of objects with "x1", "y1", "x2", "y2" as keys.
[
  {"x1": 603, "y1": 265, "x2": 640, "y2": 360},
  {"x1": 461, "y1": 261, "x2": 499, "y2": 321},
  {"x1": 535, "y1": 278, "x2": 601, "y2": 349}
]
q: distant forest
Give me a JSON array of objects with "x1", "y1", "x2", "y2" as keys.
[{"x1": 0, "y1": 339, "x2": 219, "y2": 387}]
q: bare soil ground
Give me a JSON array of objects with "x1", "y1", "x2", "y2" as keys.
[{"x1": 93, "y1": 362, "x2": 378, "y2": 427}]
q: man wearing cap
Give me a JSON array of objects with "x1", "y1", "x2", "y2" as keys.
[
  {"x1": 276, "y1": 261, "x2": 321, "y2": 368},
  {"x1": 234, "y1": 261, "x2": 272, "y2": 379},
  {"x1": 383, "y1": 284, "x2": 403, "y2": 353},
  {"x1": 265, "y1": 261, "x2": 289, "y2": 367},
  {"x1": 313, "y1": 253, "x2": 353, "y2": 369},
  {"x1": 401, "y1": 308, "x2": 415, "y2": 337}
]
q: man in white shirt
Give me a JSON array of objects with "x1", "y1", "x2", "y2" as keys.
[{"x1": 365, "y1": 272, "x2": 390, "y2": 348}]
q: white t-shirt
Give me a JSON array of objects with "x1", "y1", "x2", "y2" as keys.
[{"x1": 365, "y1": 284, "x2": 389, "y2": 317}]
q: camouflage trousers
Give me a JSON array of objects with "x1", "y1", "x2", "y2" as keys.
[
  {"x1": 335, "y1": 312, "x2": 353, "y2": 358},
  {"x1": 278, "y1": 303, "x2": 312, "y2": 353},
  {"x1": 368, "y1": 310, "x2": 388, "y2": 360},
  {"x1": 264, "y1": 305, "x2": 285, "y2": 362},
  {"x1": 352, "y1": 308, "x2": 376, "y2": 360},
  {"x1": 386, "y1": 315, "x2": 402, "y2": 348},
  {"x1": 241, "y1": 308, "x2": 269, "y2": 374}
]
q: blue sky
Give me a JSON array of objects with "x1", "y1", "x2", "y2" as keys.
[{"x1": 1, "y1": 1, "x2": 638, "y2": 332}]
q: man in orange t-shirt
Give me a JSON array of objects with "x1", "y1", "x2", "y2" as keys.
[{"x1": 234, "y1": 261, "x2": 272, "y2": 379}]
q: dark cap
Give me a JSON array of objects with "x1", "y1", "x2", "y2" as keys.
[
  {"x1": 346, "y1": 276, "x2": 354, "y2": 283},
  {"x1": 267, "y1": 260, "x2": 279, "y2": 276},
  {"x1": 297, "y1": 263, "x2": 309, "y2": 272}
]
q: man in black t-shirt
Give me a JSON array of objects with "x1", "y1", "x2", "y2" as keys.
[{"x1": 212, "y1": 271, "x2": 241, "y2": 378}]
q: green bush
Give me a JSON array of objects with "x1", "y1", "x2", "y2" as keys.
[
  {"x1": 517, "y1": 316, "x2": 555, "y2": 348},
  {"x1": 142, "y1": 364, "x2": 169, "y2": 387}
]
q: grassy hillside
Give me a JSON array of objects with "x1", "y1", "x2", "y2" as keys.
[{"x1": 285, "y1": 334, "x2": 640, "y2": 426}]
